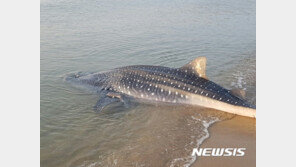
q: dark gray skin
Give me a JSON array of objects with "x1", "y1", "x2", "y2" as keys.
[{"x1": 66, "y1": 57, "x2": 256, "y2": 117}]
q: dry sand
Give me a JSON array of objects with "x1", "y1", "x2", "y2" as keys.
[{"x1": 192, "y1": 115, "x2": 256, "y2": 167}]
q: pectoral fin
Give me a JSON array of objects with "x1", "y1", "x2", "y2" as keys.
[
  {"x1": 94, "y1": 92, "x2": 130, "y2": 112},
  {"x1": 94, "y1": 96, "x2": 120, "y2": 112}
]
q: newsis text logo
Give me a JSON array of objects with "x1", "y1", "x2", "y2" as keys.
[{"x1": 192, "y1": 148, "x2": 246, "y2": 157}]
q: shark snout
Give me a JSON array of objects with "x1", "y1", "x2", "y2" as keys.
[{"x1": 64, "y1": 72, "x2": 87, "y2": 83}]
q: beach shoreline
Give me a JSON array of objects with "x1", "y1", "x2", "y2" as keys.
[{"x1": 192, "y1": 115, "x2": 256, "y2": 167}]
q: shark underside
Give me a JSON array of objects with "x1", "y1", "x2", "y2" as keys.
[{"x1": 66, "y1": 57, "x2": 256, "y2": 118}]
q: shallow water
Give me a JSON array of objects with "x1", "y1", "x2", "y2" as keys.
[{"x1": 41, "y1": 0, "x2": 255, "y2": 166}]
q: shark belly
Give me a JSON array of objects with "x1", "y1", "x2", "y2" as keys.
[{"x1": 188, "y1": 93, "x2": 256, "y2": 118}]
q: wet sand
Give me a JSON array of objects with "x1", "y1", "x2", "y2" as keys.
[{"x1": 192, "y1": 115, "x2": 256, "y2": 167}]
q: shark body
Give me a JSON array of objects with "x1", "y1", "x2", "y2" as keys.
[{"x1": 67, "y1": 57, "x2": 256, "y2": 118}]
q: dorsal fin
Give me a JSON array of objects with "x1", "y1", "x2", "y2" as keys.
[
  {"x1": 180, "y1": 56, "x2": 207, "y2": 79},
  {"x1": 230, "y1": 88, "x2": 246, "y2": 99}
]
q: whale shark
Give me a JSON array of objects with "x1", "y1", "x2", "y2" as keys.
[{"x1": 66, "y1": 57, "x2": 256, "y2": 118}]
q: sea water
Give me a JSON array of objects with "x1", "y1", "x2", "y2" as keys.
[{"x1": 41, "y1": 0, "x2": 255, "y2": 166}]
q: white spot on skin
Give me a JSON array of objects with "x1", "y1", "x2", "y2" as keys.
[{"x1": 141, "y1": 94, "x2": 144, "y2": 97}]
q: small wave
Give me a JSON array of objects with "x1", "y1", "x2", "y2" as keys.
[{"x1": 170, "y1": 117, "x2": 219, "y2": 167}]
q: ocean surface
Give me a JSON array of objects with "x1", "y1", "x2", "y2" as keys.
[{"x1": 40, "y1": 0, "x2": 255, "y2": 166}]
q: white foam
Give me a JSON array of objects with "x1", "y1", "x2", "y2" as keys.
[
  {"x1": 231, "y1": 71, "x2": 247, "y2": 90},
  {"x1": 170, "y1": 117, "x2": 219, "y2": 167}
]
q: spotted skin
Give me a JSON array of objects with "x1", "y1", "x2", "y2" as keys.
[{"x1": 71, "y1": 65, "x2": 255, "y2": 112}]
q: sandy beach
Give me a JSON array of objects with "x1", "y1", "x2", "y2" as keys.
[{"x1": 192, "y1": 115, "x2": 256, "y2": 167}]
